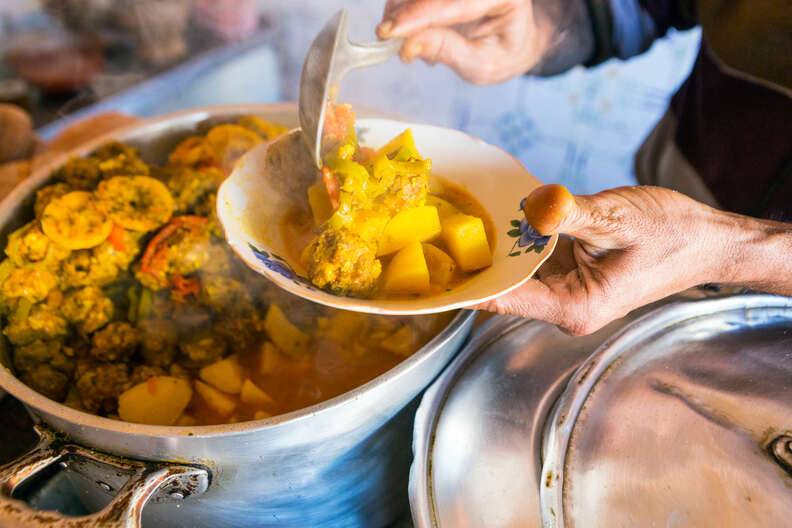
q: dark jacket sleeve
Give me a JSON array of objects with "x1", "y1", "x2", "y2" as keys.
[{"x1": 585, "y1": 0, "x2": 698, "y2": 66}]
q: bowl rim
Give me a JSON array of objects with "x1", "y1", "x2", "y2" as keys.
[
  {"x1": 0, "y1": 102, "x2": 477, "y2": 438},
  {"x1": 217, "y1": 117, "x2": 558, "y2": 316}
]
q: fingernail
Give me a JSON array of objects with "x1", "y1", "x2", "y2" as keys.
[{"x1": 377, "y1": 20, "x2": 393, "y2": 38}]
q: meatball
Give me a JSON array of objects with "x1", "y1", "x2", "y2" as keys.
[
  {"x1": 91, "y1": 141, "x2": 149, "y2": 178},
  {"x1": 13, "y1": 340, "x2": 75, "y2": 401},
  {"x1": 5, "y1": 222, "x2": 68, "y2": 266},
  {"x1": 304, "y1": 229, "x2": 382, "y2": 297},
  {"x1": 164, "y1": 165, "x2": 221, "y2": 214},
  {"x1": 215, "y1": 312, "x2": 263, "y2": 354},
  {"x1": 128, "y1": 364, "x2": 167, "y2": 387},
  {"x1": 198, "y1": 275, "x2": 251, "y2": 312},
  {"x1": 1, "y1": 266, "x2": 58, "y2": 303},
  {"x1": 61, "y1": 250, "x2": 120, "y2": 288},
  {"x1": 61, "y1": 287, "x2": 114, "y2": 334},
  {"x1": 90, "y1": 322, "x2": 140, "y2": 362},
  {"x1": 180, "y1": 332, "x2": 227, "y2": 367},
  {"x1": 75, "y1": 362, "x2": 129, "y2": 414},
  {"x1": 4, "y1": 304, "x2": 68, "y2": 345},
  {"x1": 93, "y1": 230, "x2": 144, "y2": 270},
  {"x1": 34, "y1": 183, "x2": 72, "y2": 219},
  {"x1": 53, "y1": 157, "x2": 102, "y2": 191},
  {"x1": 138, "y1": 318, "x2": 178, "y2": 367}
]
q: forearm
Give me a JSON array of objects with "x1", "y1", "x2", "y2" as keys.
[
  {"x1": 714, "y1": 211, "x2": 792, "y2": 296},
  {"x1": 532, "y1": 0, "x2": 699, "y2": 75}
]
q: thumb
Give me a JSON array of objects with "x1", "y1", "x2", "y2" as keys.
[{"x1": 523, "y1": 184, "x2": 629, "y2": 248}]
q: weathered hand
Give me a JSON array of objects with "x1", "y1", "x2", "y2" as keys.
[
  {"x1": 376, "y1": 0, "x2": 593, "y2": 83},
  {"x1": 474, "y1": 184, "x2": 768, "y2": 334}
]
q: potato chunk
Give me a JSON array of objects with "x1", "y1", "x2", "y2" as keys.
[
  {"x1": 422, "y1": 243, "x2": 456, "y2": 291},
  {"x1": 425, "y1": 195, "x2": 459, "y2": 219},
  {"x1": 199, "y1": 354, "x2": 244, "y2": 394},
  {"x1": 377, "y1": 206, "x2": 441, "y2": 256},
  {"x1": 264, "y1": 304, "x2": 310, "y2": 358},
  {"x1": 117, "y1": 376, "x2": 192, "y2": 426},
  {"x1": 194, "y1": 380, "x2": 237, "y2": 417},
  {"x1": 380, "y1": 325, "x2": 413, "y2": 356},
  {"x1": 240, "y1": 379, "x2": 275, "y2": 407},
  {"x1": 307, "y1": 182, "x2": 333, "y2": 225},
  {"x1": 258, "y1": 341, "x2": 282, "y2": 375},
  {"x1": 441, "y1": 213, "x2": 492, "y2": 271},
  {"x1": 382, "y1": 241, "x2": 430, "y2": 294}
]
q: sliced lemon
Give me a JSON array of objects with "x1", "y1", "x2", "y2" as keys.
[
  {"x1": 96, "y1": 176, "x2": 174, "y2": 232},
  {"x1": 41, "y1": 191, "x2": 112, "y2": 250},
  {"x1": 205, "y1": 124, "x2": 263, "y2": 172}
]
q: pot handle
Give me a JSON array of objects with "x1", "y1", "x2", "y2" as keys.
[{"x1": 0, "y1": 425, "x2": 210, "y2": 528}]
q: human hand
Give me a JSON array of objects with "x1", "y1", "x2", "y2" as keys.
[
  {"x1": 376, "y1": 0, "x2": 593, "y2": 83},
  {"x1": 473, "y1": 184, "x2": 748, "y2": 334}
]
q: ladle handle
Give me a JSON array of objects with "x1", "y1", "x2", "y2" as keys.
[
  {"x1": 0, "y1": 425, "x2": 209, "y2": 528},
  {"x1": 344, "y1": 38, "x2": 405, "y2": 70}
]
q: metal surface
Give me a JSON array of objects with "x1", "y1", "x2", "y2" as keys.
[
  {"x1": 298, "y1": 9, "x2": 403, "y2": 166},
  {"x1": 409, "y1": 290, "x2": 763, "y2": 527},
  {"x1": 0, "y1": 104, "x2": 476, "y2": 528},
  {"x1": 542, "y1": 294, "x2": 792, "y2": 527},
  {"x1": 410, "y1": 299, "x2": 669, "y2": 528},
  {"x1": 0, "y1": 425, "x2": 209, "y2": 528}
]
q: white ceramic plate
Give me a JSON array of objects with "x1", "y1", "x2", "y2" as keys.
[{"x1": 217, "y1": 118, "x2": 557, "y2": 315}]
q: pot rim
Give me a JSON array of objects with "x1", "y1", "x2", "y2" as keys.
[{"x1": 0, "y1": 102, "x2": 476, "y2": 438}]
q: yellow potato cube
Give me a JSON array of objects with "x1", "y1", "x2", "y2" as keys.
[
  {"x1": 326, "y1": 311, "x2": 368, "y2": 341},
  {"x1": 380, "y1": 325, "x2": 413, "y2": 356},
  {"x1": 441, "y1": 213, "x2": 492, "y2": 271},
  {"x1": 377, "y1": 206, "x2": 441, "y2": 256},
  {"x1": 425, "y1": 195, "x2": 459, "y2": 219},
  {"x1": 307, "y1": 182, "x2": 333, "y2": 226},
  {"x1": 117, "y1": 376, "x2": 192, "y2": 426},
  {"x1": 240, "y1": 379, "x2": 275, "y2": 407},
  {"x1": 382, "y1": 241, "x2": 430, "y2": 294},
  {"x1": 258, "y1": 341, "x2": 282, "y2": 375},
  {"x1": 175, "y1": 413, "x2": 197, "y2": 426},
  {"x1": 265, "y1": 304, "x2": 311, "y2": 358},
  {"x1": 199, "y1": 354, "x2": 244, "y2": 394},
  {"x1": 194, "y1": 380, "x2": 237, "y2": 417},
  {"x1": 253, "y1": 410, "x2": 272, "y2": 420},
  {"x1": 422, "y1": 243, "x2": 456, "y2": 291},
  {"x1": 375, "y1": 128, "x2": 418, "y2": 159}
]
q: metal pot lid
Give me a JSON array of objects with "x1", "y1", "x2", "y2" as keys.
[
  {"x1": 542, "y1": 294, "x2": 792, "y2": 527},
  {"x1": 410, "y1": 299, "x2": 663, "y2": 527},
  {"x1": 410, "y1": 294, "x2": 792, "y2": 527}
]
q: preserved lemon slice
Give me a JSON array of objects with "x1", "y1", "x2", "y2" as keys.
[
  {"x1": 204, "y1": 124, "x2": 263, "y2": 172},
  {"x1": 41, "y1": 191, "x2": 112, "y2": 250},
  {"x1": 96, "y1": 176, "x2": 174, "y2": 231}
]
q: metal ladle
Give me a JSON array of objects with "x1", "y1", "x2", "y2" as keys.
[{"x1": 298, "y1": 9, "x2": 404, "y2": 168}]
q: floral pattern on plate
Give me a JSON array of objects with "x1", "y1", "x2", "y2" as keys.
[
  {"x1": 248, "y1": 244, "x2": 317, "y2": 290},
  {"x1": 507, "y1": 197, "x2": 550, "y2": 257}
]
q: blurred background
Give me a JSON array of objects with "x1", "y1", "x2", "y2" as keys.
[{"x1": 0, "y1": 0, "x2": 700, "y2": 194}]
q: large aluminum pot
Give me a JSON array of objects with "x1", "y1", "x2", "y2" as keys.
[{"x1": 0, "y1": 103, "x2": 476, "y2": 528}]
